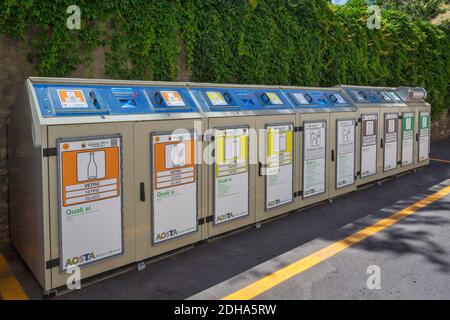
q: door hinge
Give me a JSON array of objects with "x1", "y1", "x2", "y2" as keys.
[
  {"x1": 46, "y1": 258, "x2": 60, "y2": 270},
  {"x1": 199, "y1": 215, "x2": 214, "y2": 225},
  {"x1": 42, "y1": 148, "x2": 57, "y2": 157}
]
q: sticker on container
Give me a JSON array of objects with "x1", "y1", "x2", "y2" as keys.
[
  {"x1": 160, "y1": 91, "x2": 185, "y2": 107},
  {"x1": 265, "y1": 92, "x2": 283, "y2": 105},
  {"x1": 401, "y1": 112, "x2": 414, "y2": 166},
  {"x1": 57, "y1": 89, "x2": 88, "y2": 108},
  {"x1": 336, "y1": 119, "x2": 355, "y2": 188},
  {"x1": 419, "y1": 112, "x2": 430, "y2": 162},
  {"x1": 387, "y1": 91, "x2": 402, "y2": 103},
  {"x1": 206, "y1": 91, "x2": 228, "y2": 106},
  {"x1": 303, "y1": 121, "x2": 326, "y2": 198},
  {"x1": 384, "y1": 113, "x2": 398, "y2": 172},
  {"x1": 292, "y1": 93, "x2": 309, "y2": 105},
  {"x1": 152, "y1": 131, "x2": 197, "y2": 244},
  {"x1": 57, "y1": 135, "x2": 122, "y2": 271},
  {"x1": 361, "y1": 114, "x2": 378, "y2": 177},
  {"x1": 334, "y1": 93, "x2": 347, "y2": 104},
  {"x1": 214, "y1": 127, "x2": 249, "y2": 224},
  {"x1": 264, "y1": 124, "x2": 293, "y2": 210}
]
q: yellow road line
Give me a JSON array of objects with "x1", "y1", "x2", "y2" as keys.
[
  {"x1": 430, "y1": 158, "x2": 450, "y2": 164},
  {"x1": 0, "y1": 254, "x2": 28, "y2": 300},
  {"x1": 223, "y1": 185, "x2": 450, "y2": 300}
]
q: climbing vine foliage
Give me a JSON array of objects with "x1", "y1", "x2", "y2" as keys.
[{"x1": 1, "y1": 0, "x2": 449, "y2": 117}]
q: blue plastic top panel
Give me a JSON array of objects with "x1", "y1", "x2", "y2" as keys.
[
  {"x1": 33, "y1": 84, "x2": 200, "y2": 117},
  {"x1": 281, "y1": 89, "x2": 352, "y2": 109},
  {"x1": 189, "y1": 87, "x2": 293, "y2": 112},
  {"x1": 343, "y1": 88, "x2": 404, "y2": 104}
]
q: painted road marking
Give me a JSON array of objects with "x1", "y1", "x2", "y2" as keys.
[
  {"x1": 222, "y1": 185, "x2": 450, "y2": 300},
  {"x1": 430, "y1": 158, "x2": 450, "y2": 164},
  {"x1": 0, "y1": 254, "x2": 28, "y2": 300}
]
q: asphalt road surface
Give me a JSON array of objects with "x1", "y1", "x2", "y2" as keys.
[{"x1": 1, "y1": 137, "x2": 449, "y2": 300}]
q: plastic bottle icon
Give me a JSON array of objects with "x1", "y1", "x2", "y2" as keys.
[{"x1": 87, "y1": 152, "x2": 98, "y2": 180}]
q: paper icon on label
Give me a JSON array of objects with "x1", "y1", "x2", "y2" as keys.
[
  {"x1": 422, "y1": 116, "x2": 428, "y2": 128},
  {"x1": 310, "y1": 129, "x2": 321, "y2": 147},
  {"x1": 225, "y1": 137, "x2": 241, "y2": 160},
  {"x1": 388, "y1": 119, "x2": 395, "y2": 133},
  {"x1": 77, "y1": 151, "x2": 106, "y2": 182},
  {"x1": 366, "y1": 121, "x2": 374, "y2": 136},
  {"x1": 165, "y1": 143, "x2": 186, "y2": 168},
  {"x1": 273, "y1": 132, "x2": 287, "y2": 153}
]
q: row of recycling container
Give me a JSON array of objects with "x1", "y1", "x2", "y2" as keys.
[{"x1": 8, "y1": 77, "x2": 430, "y2": 291}]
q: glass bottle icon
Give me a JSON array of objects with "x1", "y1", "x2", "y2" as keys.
[{"x1": 87, "y1": 152, "x2": 98, "y2": 180}]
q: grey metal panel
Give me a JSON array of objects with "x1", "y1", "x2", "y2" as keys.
[
  {"x1": 39, "y1": 112, "x2": 206, "y2": 126},
  {"x1": 338, "y1": 84, "x2": 408, "y2": 108},
  {"x1": 8, "y1": 83, "x2": 47, "y2": 289},
  {"x1": 29, "y1": 77, "x2": 189, "y2": 87}
]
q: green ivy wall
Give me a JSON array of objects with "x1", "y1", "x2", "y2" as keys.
[{"x1": 1, "y1": 0, "x2": 449, "y2": 115}]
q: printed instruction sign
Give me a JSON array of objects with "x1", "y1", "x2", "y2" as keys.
[
  {"x1": 152, "y1": 131, "x2": 197, "y2": 244},
  {"x1": 160, "y1": 90, "x2": 185, "y2": 107},
  {"x1": 303, "y1": 121, "x2": 326, "y2": 198},
  {"x1": 336, "y1": 119, "x2": 355, "y2": 188},
  {"x1": 206, "y1": 91, "x2": 228, "y2": 106},
  {"x1": 419, "y1": 112, "x2": 430, "y2": 162},
  {"x1": 214, "y1": 127, "x2": 249, "y2": 224},
  {"x1": 384, "y1": 113, "x2": 398, "y2": 171},
  {"x1": 265, "y1": 124, "x2": 294, "y2": 210},
  {"x1": 361, "y1": 114, "x2": 378, "y2": 177},
  {"x1": 58, "y1": 135, "x2": 122, "y2": 271},
  {"x1": 401, "y1": 112, "x2": 415, "y2": 166},
  {"x1": 57, "y1": 89, "x2": 88, "y2": 108}
]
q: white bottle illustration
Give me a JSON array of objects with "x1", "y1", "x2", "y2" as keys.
[{"x1": 87, "y1": 152, "x2": 98, "y2": 180}]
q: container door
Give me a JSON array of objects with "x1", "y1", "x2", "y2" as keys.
[
  {"x1": 295, "y1": 113, "x2": 330, "y2": 209},
  {"x1": 47, "y1": 122, "x2": 135, "y2": 289},
  {"x1": 417, "y1": 108, "x2": 430, "y2": 166},
  {"x1": 134, "y1": 119, "x2": 203, "y2": 262},
  {"x1": 329, "y1": 112, "x2": 357, "y2": 199},
  {"x1": 206, "y1": 116, "x2": 256, "y2": 238},
  {"x1": 357, "y1": 107, "x2": 381, "y2": 186},
  {"x1": 255, "y1": 114, "x2": 296, "y2": 223},
  {"x1": 399, "y1": 108, "x2": 415, "y2": 172},
  {"x1": 380, "y1": 111, "x2": 400, "y2": 179}
]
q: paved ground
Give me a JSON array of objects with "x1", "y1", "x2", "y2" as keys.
[{"x1": 1, "y1": 137, "x2": 450, "y2": 300}]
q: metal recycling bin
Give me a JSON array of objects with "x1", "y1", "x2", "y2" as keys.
[
  {"x1": 188, "y1": 83, "x2": 296, "y2": 228},
  {"x1": 8, "y1": 77, "x2": 205, "y2": 291},
  {"x1": 339, "y1": 85, "x2": 410, "y2": 185},
  {"x1": 396, "y1": 87, "x2": 431, "y2": 169},
  {"x1": 281, "y1": 87, "x2": 357, "y2": 206}
]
